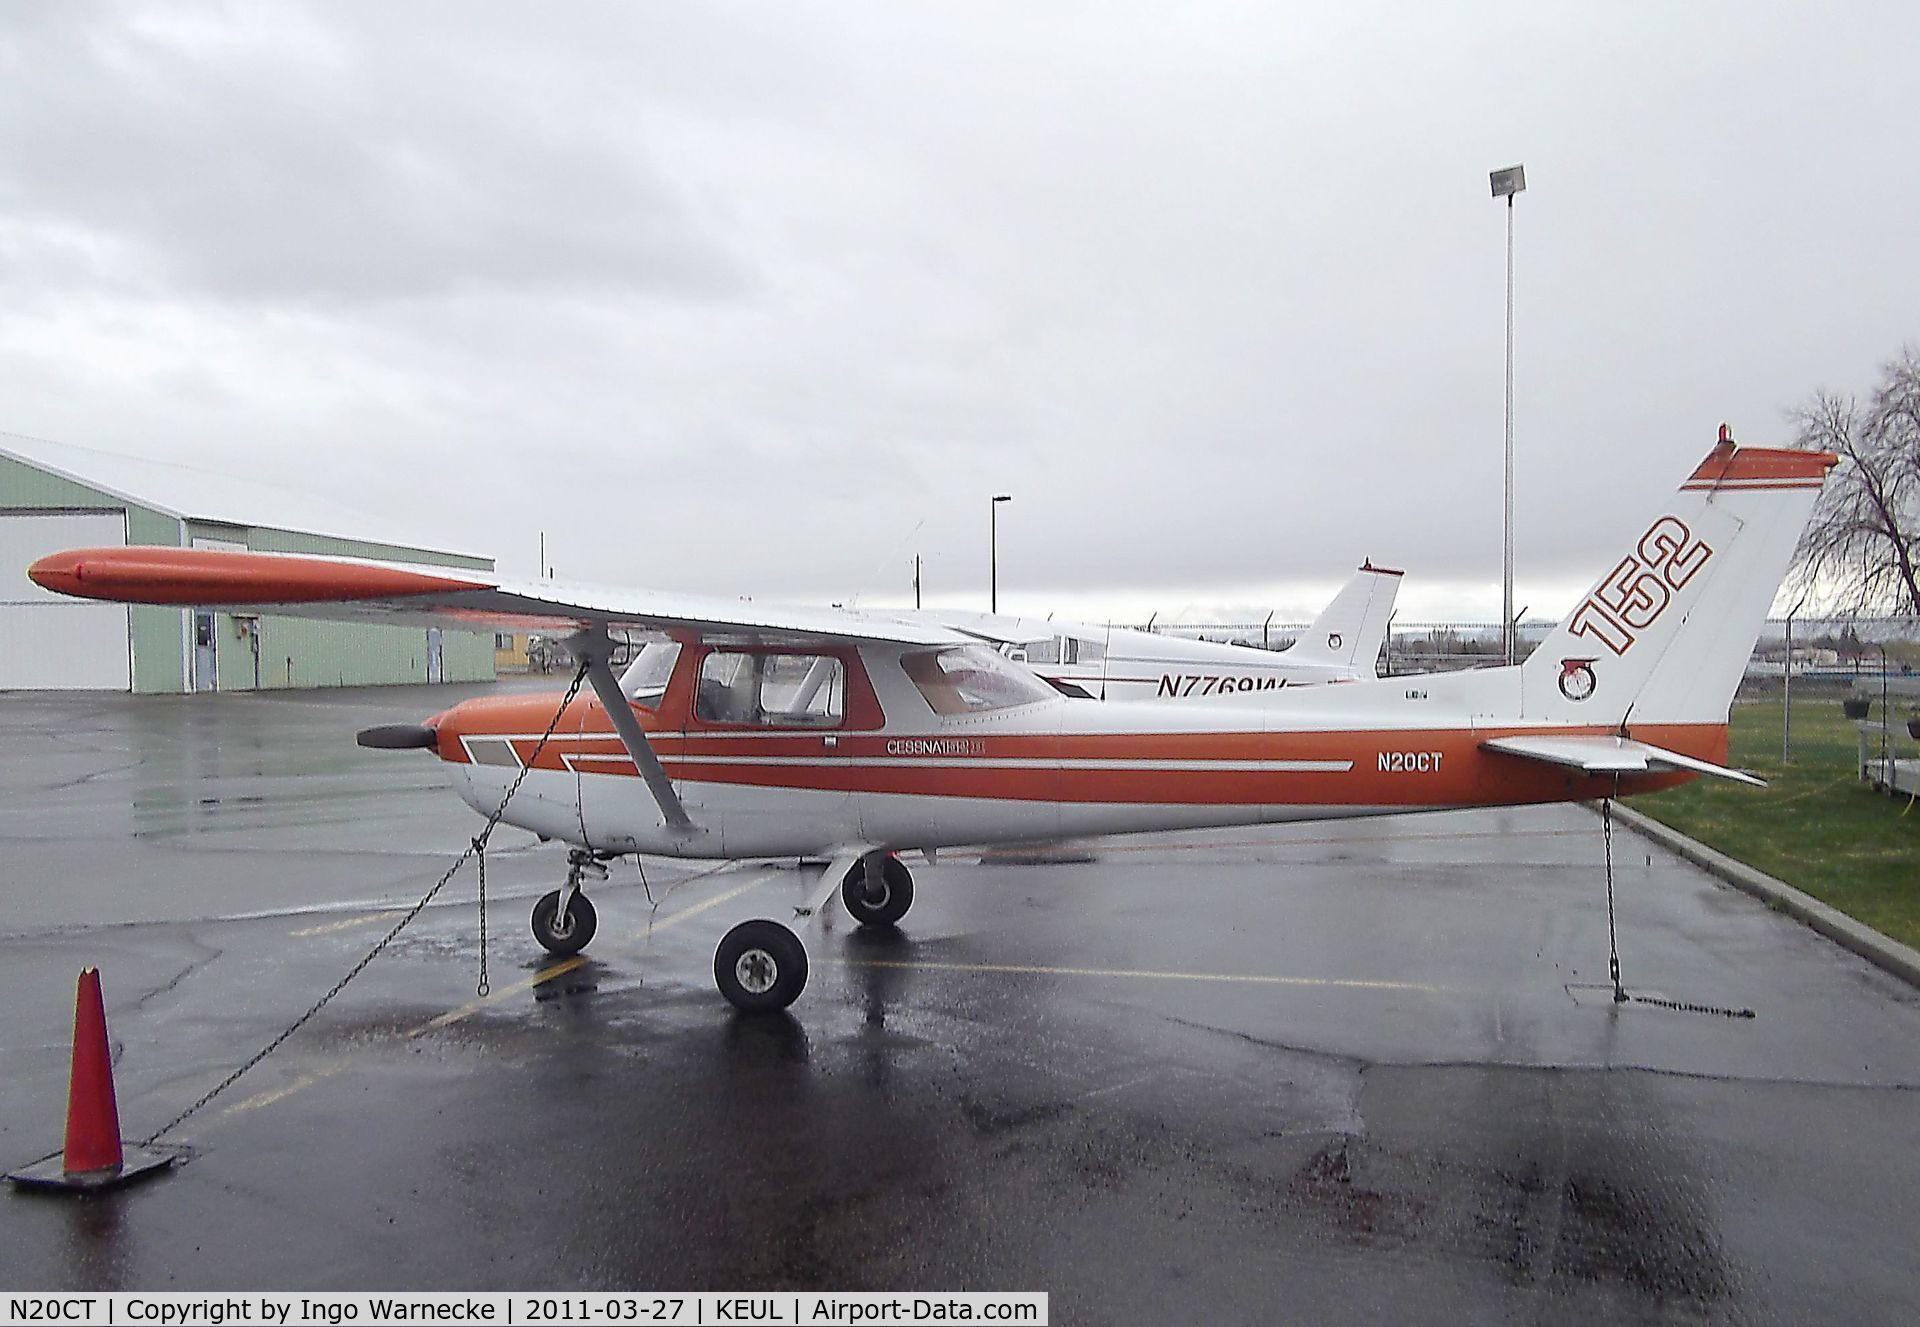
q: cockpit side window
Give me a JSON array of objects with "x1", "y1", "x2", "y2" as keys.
[
  {"x1": 694, "y1": 651, "x2": 846, "y2": 727},
  {"x1": 1021, "y1": 637, "x2": 1061, "y2": 665}
]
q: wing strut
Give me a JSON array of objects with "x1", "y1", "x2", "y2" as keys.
[{"x1": 568, "y1": 626, "x2": 695, "y2": 834}]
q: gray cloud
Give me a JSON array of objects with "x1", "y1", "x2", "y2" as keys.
[
  {"x1": 2, "y1": 1, "x2": 1916, "y2": 623},
  {"x1": 0, "y1": 2, "x2": 747, "y2": 304}
]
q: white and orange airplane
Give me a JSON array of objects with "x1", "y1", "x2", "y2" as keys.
[
  {"x1": 29, "y1": 435, "x2": 1831, "y2": 1012},
  {"x1": 922, "y1": 561, "x2": 1402, "y2": 700}
]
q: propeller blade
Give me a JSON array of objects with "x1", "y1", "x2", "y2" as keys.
[{"x1": 356, "y1": 723, "x2": 438, "y2": 750}]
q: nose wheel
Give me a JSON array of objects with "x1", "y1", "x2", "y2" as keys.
[
  {"x1": 531, "y1": 889, "x2": 597, "y2": 956},
  {"x1": 532, "y1": 851, "x2": 603, "y2": 957}
]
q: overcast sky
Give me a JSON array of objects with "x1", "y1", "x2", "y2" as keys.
[{"x1": 3, "y1": 2, "x2": 1915, "y2": 625}]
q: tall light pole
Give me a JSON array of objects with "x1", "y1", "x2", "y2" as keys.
[
  {"x1": 990, "y1": 494, "x2": 1012, "y2": 613},
  {"x1": 1490, "y1": 163, "x2": 1526, "y2": 665}
]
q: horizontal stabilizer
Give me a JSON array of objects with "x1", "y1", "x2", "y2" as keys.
[{"x1": 1481, "y1": 735, "x2": 1765, "y2": 787}]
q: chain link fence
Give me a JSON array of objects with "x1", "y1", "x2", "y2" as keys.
[{"x1": 1121, "y1": 615, "x2": 1920, "y2": 678}]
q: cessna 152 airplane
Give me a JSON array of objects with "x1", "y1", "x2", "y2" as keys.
[
  {"x1": 922, "y1": 561, "x2": 1401, "y2": 700},
  {"x1": 29, "y1": 434, "x2": 1831, "y2": 1013}
]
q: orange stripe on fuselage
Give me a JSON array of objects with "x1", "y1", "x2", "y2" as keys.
[{"x1": 432, "y1": 692, "x2": 1718, "y2": 809}]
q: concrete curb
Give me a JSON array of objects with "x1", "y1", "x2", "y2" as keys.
[{"x1": 1603, "y1": 800, "x2": 1920, "y2": 991}]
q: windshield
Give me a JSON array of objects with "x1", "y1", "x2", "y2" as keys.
[
  {"x1": 901, "y1": 645, "x2": 1058, "y2": 716},
  {"x1": 619, "y1": 640, "x2": 681, "y2": 707}
]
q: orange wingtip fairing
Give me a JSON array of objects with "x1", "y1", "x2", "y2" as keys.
[
  {"x1": 28, "y1": 547, "x2": 488, "y2": 606},
  {"x1": 1686, "y1": 444, "x2": 1838, "y2": 486}
]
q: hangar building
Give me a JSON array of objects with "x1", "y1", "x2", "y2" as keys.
[{"x1": 1, "y1": 434, "x2": 496, "y2": 692}]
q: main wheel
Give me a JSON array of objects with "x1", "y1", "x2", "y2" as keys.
[
  {"x1": 714, "y1": 920, "x2": 809, "y2": 1012},
  {"x1": 531, "y1": 889, "x2": 597, "y2": 957},
  {"x1": 840, "y1": 855, "x2": 914, "y2": 928}
]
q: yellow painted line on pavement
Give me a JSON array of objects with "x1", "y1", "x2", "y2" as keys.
[
  {"x1": 415, "y1": 872, "x2": 767, "y2": 1033},
  {"x1": 220, "y1": 1064, "x2": 346, "y2": 1118},
  {"x1": 824, "y1": 957, "x2": 1444, "y2": 992},
  {"x1": 960, "y1": 825, "x2": 1589, "y2": 863},
  {"x1": 201, "y1": 872, "x2": 770, "y2": 1126},
  {"x1": 414, "y1": 956, "x2": 589, "y2": 1034},
  {"x1": 213, "y1": 955, "x2": 595, "y2": 1122},
  {"x1": 290, "y1": 911, "x2": 406, "y2": 937},
  {"x1": 630, "y1": 873, "x2": 767, "y2": 941}
]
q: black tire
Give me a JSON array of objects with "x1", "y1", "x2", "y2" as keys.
[
  {"x1": 531, "y1": 889, "x2": 597, "y2": 957},
  {"x1": 714, "y1": 920, "x2": 809, "y2": 1012},
  {"x1": 840, "y1": 855, "x2": 914, "y2": 928}
]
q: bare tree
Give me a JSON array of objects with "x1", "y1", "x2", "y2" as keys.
[{"x1": 1789, "y1": 348, "x2": 1920, "y2": 615}]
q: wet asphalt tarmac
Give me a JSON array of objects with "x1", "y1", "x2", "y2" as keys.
[{"x1": 2, "y1": 683, "x2": 1917, "y2": 1323}]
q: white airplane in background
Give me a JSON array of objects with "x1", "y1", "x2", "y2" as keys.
[
  {"x1": 925, "y1": 562, "x2": 1402, "y2": 700},
  {"x1": 613, "y1": 561, "x2": 1398, "y2": 705},
  {"x1": 30, "y1": 433, "x2": 1831, "y2": 1015}
]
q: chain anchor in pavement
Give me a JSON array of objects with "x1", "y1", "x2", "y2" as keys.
[{"x1": 1599, "y1": 795, "x2": 1755, "y2": 1021}]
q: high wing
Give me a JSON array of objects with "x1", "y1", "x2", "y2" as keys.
[
  {"x1": 916, "y1": 609, "x2": 1056, "y2": 650},
  {"x1": 1481, "y1": 734, "x2": 1766, "y2": 787},
  {"x1": 28, "y1": 546, "x2": 963, "y2": 648},
  {"x1": 31, "y1": 544, "x2": 969, "y2": 839}
]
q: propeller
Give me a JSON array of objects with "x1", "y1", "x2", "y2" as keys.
[{"x1": 356, "y1": 723, "x2": 438, "y2": 750}]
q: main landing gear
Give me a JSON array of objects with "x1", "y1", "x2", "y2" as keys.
[
  {"x1": 712, "y1": 851, "x2": 916, "y2": 1013},
  {"x1": 839, "y1": 852, "x2": 914, "y2": 928},
  {"x1": 528, "y1": 848, "x2": 917, "y2": 1013},
  {"x1": 531, "y1": 850, "x2": 603, "y2": 958},
  {"x1": 713, "y1": 919, "x2": 809, "y2": 1013}
]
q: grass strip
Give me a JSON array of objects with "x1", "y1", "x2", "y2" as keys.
[{"x1": 1634, "y1": 687, "x2": 1920, "y2": 950}]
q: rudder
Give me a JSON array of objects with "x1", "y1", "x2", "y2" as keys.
[
  {"x1": 1284, "y1": 562, "x2": 1403, "y2": 675},
  {"x1": 1519, "y1": 437, "x2": 1833, "y2": 726}
]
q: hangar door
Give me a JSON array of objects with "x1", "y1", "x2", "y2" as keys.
[{"x1": 0, "y1": 511, "x2": 133, "y2": 691}]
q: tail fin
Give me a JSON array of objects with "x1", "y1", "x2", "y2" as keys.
[
  {"x1": 1282, "y1": 562, "x2": 1402, "y2": 675},
  {"x1": 1519, "y1": 437, "x2": 1835, "y2": 725}
]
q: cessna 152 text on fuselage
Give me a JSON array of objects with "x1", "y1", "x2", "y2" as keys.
[{"x1": 29, "y1": 435, "x2": 1832, "y2": 1012}]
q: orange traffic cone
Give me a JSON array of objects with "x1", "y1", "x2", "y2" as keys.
[{"x1": 7, "y1": 968, "x2": 178, "y2": 1192}]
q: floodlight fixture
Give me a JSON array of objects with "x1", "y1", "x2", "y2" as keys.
[{"x1": 1489, "y1": 164, "x2": 1526, "y2": 201}]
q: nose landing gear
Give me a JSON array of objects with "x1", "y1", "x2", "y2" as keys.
[{"x1": 531, "y1": 850, "x2": 603, "y2": 957}]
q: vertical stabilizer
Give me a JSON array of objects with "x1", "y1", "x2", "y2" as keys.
[
  {"x1": 1282, "y1": 563, "x2": 1403, "y2": 675},
  {"x1": 1518, "y1": 439, "x2": 1834, "y2": 726}
]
